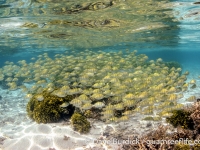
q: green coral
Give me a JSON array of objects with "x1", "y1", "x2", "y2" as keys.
[
  {"x1": 71, "y1": 112, "x2": 91, "y2": 133},
  {"x1": 166, "y1": 109, "x2": 194, "y2": 130},
  {"x1": 26, "y1": 90, "x2": 74, "y2": 123}
]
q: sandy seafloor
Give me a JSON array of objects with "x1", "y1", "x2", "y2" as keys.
[{"x1": 0, "y1": 60, "x2": 200, "y2": 150}]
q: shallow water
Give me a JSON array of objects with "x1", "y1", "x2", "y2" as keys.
[
  {"x1": 0, "y1": 0, "x2": 200, "y2": 150},
  {"x1": 0, "y1": 0, "x2": 199, "y2": 61}
]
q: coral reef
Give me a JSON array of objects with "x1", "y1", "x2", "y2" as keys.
[
  {"x1": 71, "y1": 112, "x2": 91, "y2": 133},
  {"x1": 122, "y1": 126, "x2": 174, "y2": 150},
  {"x1": 27, "y1": 89, "x2": 74, "y2": 123},
  {"x1": 122, "y1": 101, "x2": 200, "y2": 150}
]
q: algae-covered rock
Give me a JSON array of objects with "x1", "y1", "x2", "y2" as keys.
[
  {"x1": 26, "y1": 90, "x2": 74, "y2": 123},
  {"x1": 166, "y1": 109, "x2": 194, "y2": 130},
  {"x1": 71, "y1": 112, "x2": 91, "y2": 133}
]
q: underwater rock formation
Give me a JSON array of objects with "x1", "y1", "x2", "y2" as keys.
[{"x1": 27, "y1": 89, "x2": 74, "y2": 123}]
